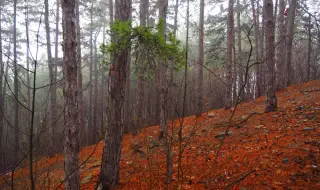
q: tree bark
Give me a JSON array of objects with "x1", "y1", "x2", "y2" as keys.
[
  {"x1": 88, "y1": 1, "x2": 94, "y2": 145},
  {"x1": 98, "y1": 0, "x2": 131, "y2": 189},
  {"x1": 196, "y1": 0, "x2": 204, "y2": 115},
  {"x1": 251, "y1": 0, "x2": 261, "y2": 98},
  {"x1": 134, "y1": 0, "x2": 149, "y2": 134},
  {"x1": 307, "y1": 14, "x2": 312, "y2": 81},
  {"x1": 61, "y1": 0, "x2": 80, "y2": 188},
  {"x1": 13, "y1": 0, "x2": 20, "y2": 168},
  {"x1": 276, "y1": 0, "x2": 285, "y2": 89},
  {"x1": 76, "y1": 0, "x2": 85, "y2": 148},
  {"x1": 0, "y1": 3, "x2": 3, "y2": 173},
  {"x1": 285, "y1": 0, "x2": 297, "y2": 86},
  {"x1": 260, "y1": 0, "x2": 266, "y2": 95},
  {"x1": 236, "y1": 0, "x2": 243, "y2": 99},
  {"x1": 93, "y1": 32, "x2": 99, "y2": 143},
  {"x1": 45, "y1": 0, "x2": 58, "y2": 157},
  {"x1": 226, "y1": 0, "x2": 234, "y2": 109},
  {"x1": 157, "y1": 0, "x2": 173, "y2": 184},
  {"x1": 264, "y1": 0, "x2": 277, "y2": 112}
]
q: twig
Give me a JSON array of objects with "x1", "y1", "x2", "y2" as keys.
[
  {"x1": 300, "y1": 89, "x2": 320, "y2": 93},
  {"x1": 224, "y1": 170, "x2": 255, "y2": 189}
]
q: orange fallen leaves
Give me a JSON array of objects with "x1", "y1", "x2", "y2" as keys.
[{"x1": 1, "y1": 80, "x2": 320, "y2": 189}]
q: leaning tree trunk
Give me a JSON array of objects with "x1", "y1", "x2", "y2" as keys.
[
  {"x1": 45, "y1": 0, "x2": 58, "y2": 156},
  {"x1": 264, "y1": 0, "x2": 277, "y2": 112},
  {"x1": 226, "y1": 0, "x2": 234, "y2": 109},
  {"x1": 61, "y1": 0, "x2": 80, "y2": 188},
  {"x1": 196, "y1": 0, "x2": 204, "y2": 115},
  {"x1": 276, "y1": 0, "x2": 286, "y2": 89},
  {"x1": 286, "y1": 0, "x2": 297, "y2": 86},
  {"x1": 98, "y1": 0, "x2": 132, "y2": 189}
]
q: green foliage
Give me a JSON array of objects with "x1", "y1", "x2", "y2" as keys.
[{"x1": 101, "y1": 19, "x2": 185, "y2": 77}]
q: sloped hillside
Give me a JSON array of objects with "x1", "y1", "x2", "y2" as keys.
[{"x1": 1, "y1": 80, "x2": 320, "y2": 189}]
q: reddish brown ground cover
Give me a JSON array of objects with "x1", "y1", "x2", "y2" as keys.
[{"x1": 1, "y1": 80, "x2": 319, "y2": 189}]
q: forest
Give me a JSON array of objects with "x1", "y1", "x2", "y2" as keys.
[{"x1": 0, "y1": 0, "x2": 319, "y2": 189}]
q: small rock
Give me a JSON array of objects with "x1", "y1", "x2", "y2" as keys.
[
  {"x1": 303, "y1": 127, "x2": 315, "y2": 131},
  {"x1": 272, "y1": 115, "x2": 279, "y2": 118},
  {"x1": 240, "y1": 188, "x2": 248, "y2": 190},
  {"x1": 305, "y1": 113, "x2": 316, "y2": 120},
  {"x1": 236, "y1": 125, "x2": 242, "y2": 129},
  {"x1": 197, "y1": 149, "x2": 202, "y2": 155},
  {"x1": 296, "y1": 106, "x2": 304, "y2": 111},
  {"x1": 208, "y1": 113, "x2": 215, "y2": 118},
  {"x1": 282, "y1": 158, "x2": 289, "y2": 164}
]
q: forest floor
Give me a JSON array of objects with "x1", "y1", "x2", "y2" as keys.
[{"x1": 1, "y1": 80, "x2": 320, "y2": 190}]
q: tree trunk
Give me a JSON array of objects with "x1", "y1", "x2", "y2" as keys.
[
  {"x1": 196, "y1": 0, "x2": 204, "y2": 115},
  {"x1": 307, "y1": 14, "x2": 312, "y2": 81},
  {"x1": 98, "y1": 0, "x2": 131, "y2": 189},
  {"x1": 251, "y1": 0, "x2": 261, "y2": 98},
  {"x1": 252, "y1": 0, "x2": 262, "y2": 97},
  {"x1": 100, "y1": 0, "x2": 107, "y2": 138},
  {"x1": 276, "y1": 0, "x2": 285, "y2": 89},
  {"x1": 93, "y1": 32, "x2": 99, "y2": 143},
  {"x1": 260, "y1": 0, "x2": 266, "y2": 95},
  {"x1": 45, "y1": 0, "x2": 58, "y2": 156},
  {"x1": 134, "y1": 0, "x2": 149, "y2": 134},
  {"x1": 88, "y1": 1, "x2": 94, "y2": 145},
  {"x1": 24, "y1": 1, "x2": 31, "y2": 149},
  {"x1": 226, "y1": 0, "x2": 234, "y2": 109},
  {"x1": 76, "y1": 0, "x2": 85, "y2": 148},
  {"x1": 264, "y1": 0, "x2": 277, "y2": 112},
  {"x1": 236, "y1": 0, "x2": 243, "y2": 99},
  {"x1": 157, "y1": 0, "x2": 173, "y2": 184},
  {"x1": 61, "y1": 0, "x2": 80, "y2": 188},
  {"x1": 0, "y1": 3, "x2": 3, "y2": 173},
  {"x1": 13, "y1": 0, "x2": 20, "y2": 168},
  {"x1": 286, "y1": 0, "x2": 297, "y2": 86}
]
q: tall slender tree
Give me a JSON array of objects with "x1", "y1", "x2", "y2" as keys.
[
  {"x1": 0, "y1": 1, "x2": 3, "y2": 173},
  {"x1": 196, "y1": 0, "x2": 204, "y2": 115},
  {"x1": 135, "y1": 0, "x2": 149, "y2": 134},
  {"x1": 157, "y1": 0, "x2": 173, "y2": 183},
  {"x1": 226, "y1": 0, "x2": 234, "y2": 109},
  {"x1": 264, "y1": 0, "x2": 277, "y2": 112},
  {"x1": 99, "y1": 0, "x2": 132, "y2": 188},
  {"x1": 88, "y1": 1, "x2": 94, "y2": 144},
  {"x1": 61, "y1": 0, "x2": 80, "y2": 188},
  {"x1": 276, "y1": 0, "x2": 285, "y2": 89},
  {"x1": 44, "y1": 0, "x2": 58, "y2": 156},
  {"x1": 13, "y1": 0, "x2": 20, "y2": 168},
  {"x1": 307, "y1": 14, "x2": 312, "y2": 81},
  {"x1": 76, "y1": 0, "x2": 85, "y2": 147},
  {"x1": 251, "y1": 0, "x2": 261, "y2": 98},
  {"x1": 236, "y1": 0, "x2": 243, "y2": 98},
  {"x1": 286, "y1": 0, "x2": 297, "y2": 85}
]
